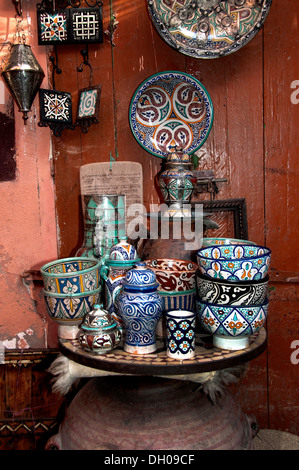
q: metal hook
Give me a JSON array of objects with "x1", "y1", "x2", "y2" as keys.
[
  {"x1": 77, "y1": 45, "x2": 93, "y2": 86},
  {"x1": 49, "y1": 45, "x2": 62, "y2": 90},
  {"x1": 12, "y1": 0, "x2": 22, "y2": 18}
]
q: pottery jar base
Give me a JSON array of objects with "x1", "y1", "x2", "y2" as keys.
[
  {"x1": 213, "y1": 335, "x2": 249, "y2": 351},
  {"x1": 166, "y1": 349, "x2": 195, "y2": 360},
  {"x1": 57, "y1": 323, "x2": 81, "y2": 340},
  {"x1": 124, "y1": 343, "x2": 157, "y2": 355}
]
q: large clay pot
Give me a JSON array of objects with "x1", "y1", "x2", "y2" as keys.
[{"x1": 45, "y1": 376, "x2": 257, "y2": 450}]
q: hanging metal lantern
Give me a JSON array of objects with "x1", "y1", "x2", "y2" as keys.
[{"x1": 1, "y1": 43, "x2": 45, "y2": 123}]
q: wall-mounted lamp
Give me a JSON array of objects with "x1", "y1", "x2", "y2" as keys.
[{"x1": 1, "y1": 0, "x2": 45, "y2": 123}]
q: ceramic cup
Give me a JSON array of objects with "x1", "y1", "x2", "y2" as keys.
[{"x1": 166, "y1": 310, "x2": 196, "y2": 360}]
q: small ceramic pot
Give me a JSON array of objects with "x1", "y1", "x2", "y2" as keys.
[
  {"x1": 79, "y1": 303, "x2": 121, "y2": 354},
  {"x1": 145, "y1": 258, "x2": 197, "y2": 292},
  {"x1": 196, "y1": 244, "x2": 271, "y2": 281},
  {"x1": 202, "y1": 238, "x2": 257, "y2": 247},
  {"x1": 41, "y1": 257, "x2": 101, "y2": 294},
  {"x1": 43, "y1": 286, "x2": 102, "y2": 339},
  {"x1": 166, "y1": 310, "x2": 196, "y2": 360},
  {"x1": 118, "y1": 262, "x2": 162, "y2": 354},
  {"x1": 196, "y1": 297, "x2": 269, "y2": 350},
  {"x1": 196, "y1": 271, "x2": 269, "y2": 306}
]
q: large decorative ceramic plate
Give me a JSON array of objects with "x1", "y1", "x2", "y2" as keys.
[
  {"x1": 148, "y1": 0, "x2": 272, "y2": 59},
  {"x1": 129, "y1": 71, "x2": 213, "y2": 158}
]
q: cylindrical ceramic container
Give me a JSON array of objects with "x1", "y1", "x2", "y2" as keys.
[
  {"x1": 166, "y1": 310, "x2": 196, "y2": 360},
  {"x1": 118, "y1": 262, "x2": 162, "y2": 354}
]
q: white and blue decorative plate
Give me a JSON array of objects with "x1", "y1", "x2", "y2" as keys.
[{"x1": 129, "y1": 71, "x2": 213, "y2": 159}]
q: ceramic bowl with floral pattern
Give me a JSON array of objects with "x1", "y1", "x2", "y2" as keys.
[
  {"x1": 196, "y1": 244, "x2": 271, "y2": 282},
  {"x1": 41, "y1": 257, "x2": 101, "y2": 294},
  {"x1": 196, "y1": 297, "x2": 269, "y2": 350}
]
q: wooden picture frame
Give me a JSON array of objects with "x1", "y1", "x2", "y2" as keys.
[{"x1": 201, "y1": 198, "x2": 249, "y2": 240}]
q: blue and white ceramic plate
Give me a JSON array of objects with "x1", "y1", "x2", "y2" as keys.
[{"x1": 129, "y1": 71, "x2": 213, "y2": 158}]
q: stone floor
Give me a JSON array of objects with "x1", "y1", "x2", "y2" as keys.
[{"x1": 254, "y1": 429, "x2": 299, "y2": 450}]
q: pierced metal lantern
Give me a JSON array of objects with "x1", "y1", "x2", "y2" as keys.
[{"x1": 1, "y1": 43, "x2": 45, "y2": 123}]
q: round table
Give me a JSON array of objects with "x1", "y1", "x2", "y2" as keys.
[
  {"x1": 49, "y1": 329, "x2": 267, "y2": 450},
  {"x1": 58, "y1": 327, "x2": 267, "y2": 376}
]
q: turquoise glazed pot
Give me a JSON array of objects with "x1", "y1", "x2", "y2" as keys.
[
  {"x1": 196, "y1": 244, "x2": 271, "y2": 281},
  {"x1": 41, "y1": 257, "x2": 101, "y2": 294},
  {"x1": 118, "y1": 263, "x2": 162, "y2": 354},
  {"x1": 196, "y1": 297, "x2": 269, "y2": 350}
]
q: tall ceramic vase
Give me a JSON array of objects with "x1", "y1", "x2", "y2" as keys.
[
  {"x1": 76, "y1": 194, "x2": 126, "y2": 260},
  {"x1": 118, "y1": 263, "x2": 162, "y2": 354}
]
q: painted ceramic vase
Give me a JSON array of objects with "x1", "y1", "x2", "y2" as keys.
[
  {"x1": 79, "y1": 303, "x2": 121, "y2": 354},
  {"x1": 118, "y1": 262, "x2": 162, "y2": 354},
  {"x1": 196, "y1": 271, "x2": 269, "y2": 306},
  {"x1": 158, "y1": 151, "x2": 197, "y2": 216},
  {"x1": 76, "y1": 194, "x2": 126, "y2": 259},
  {"x1": 196, "y1": 297, "x2": 269, "y2": 350},
  {"x1": 196, "y1": 244, "x2": 271, "y2": 281},
  {"x1": 43, "y1": 286, "x2": 102, "y2": 339},
  {"x1": 108, "y1": 236, "x2": 138, "y2": 261},
  {"x1": 41, "y1": 257, "x2": 101, "y2": 294},
  {"x1": 166, "y1": 310, "x2": 196, "y2": 360}
]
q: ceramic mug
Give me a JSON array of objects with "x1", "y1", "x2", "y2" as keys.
[{"x1": 166, "y1": 310, "x2": 196, "y2": 360}]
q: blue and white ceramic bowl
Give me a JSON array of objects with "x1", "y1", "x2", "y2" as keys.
[
  {"x1": 196, "y1": 244, "x2": 271, "y2": 282},
  {"x1": 196, "y1": 297, "x2": 269, "y2": 350},
  {"x1": 41, "y1": 257, "x2": 101, "y2": 294},
  {"x1": 43, "y1": 286, "x2": 102, "y2": 325}
]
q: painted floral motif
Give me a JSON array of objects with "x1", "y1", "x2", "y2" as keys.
[{"x1": 197, "y1": 300, "x2": 268, "y2": 339}]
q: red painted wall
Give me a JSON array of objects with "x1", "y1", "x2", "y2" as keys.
[{"x1": 0, "y1": 1, "x2": 58, "y2": 348}]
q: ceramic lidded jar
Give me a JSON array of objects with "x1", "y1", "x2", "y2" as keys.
[
  {"x1": 118, "y1": 262, "x2": 162, "y2": 354},
  {"x1": 79, "y1": 303, "x2": 121, "y2": 354},
  {"x1": 100, "y1": 238, "x2": 140, "y2": 329}
]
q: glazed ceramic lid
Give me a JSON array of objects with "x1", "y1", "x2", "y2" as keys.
[
  {"x1": 80, "y1": 303, "x2": 117, "y2": 332},
  {"x1": 122, "y1": 262, "x2": 159, "y2": 292}
]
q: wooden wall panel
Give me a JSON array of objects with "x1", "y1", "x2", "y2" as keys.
[{"x1": 263, "y1": 0, "x2": 299, "y2": 434}]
